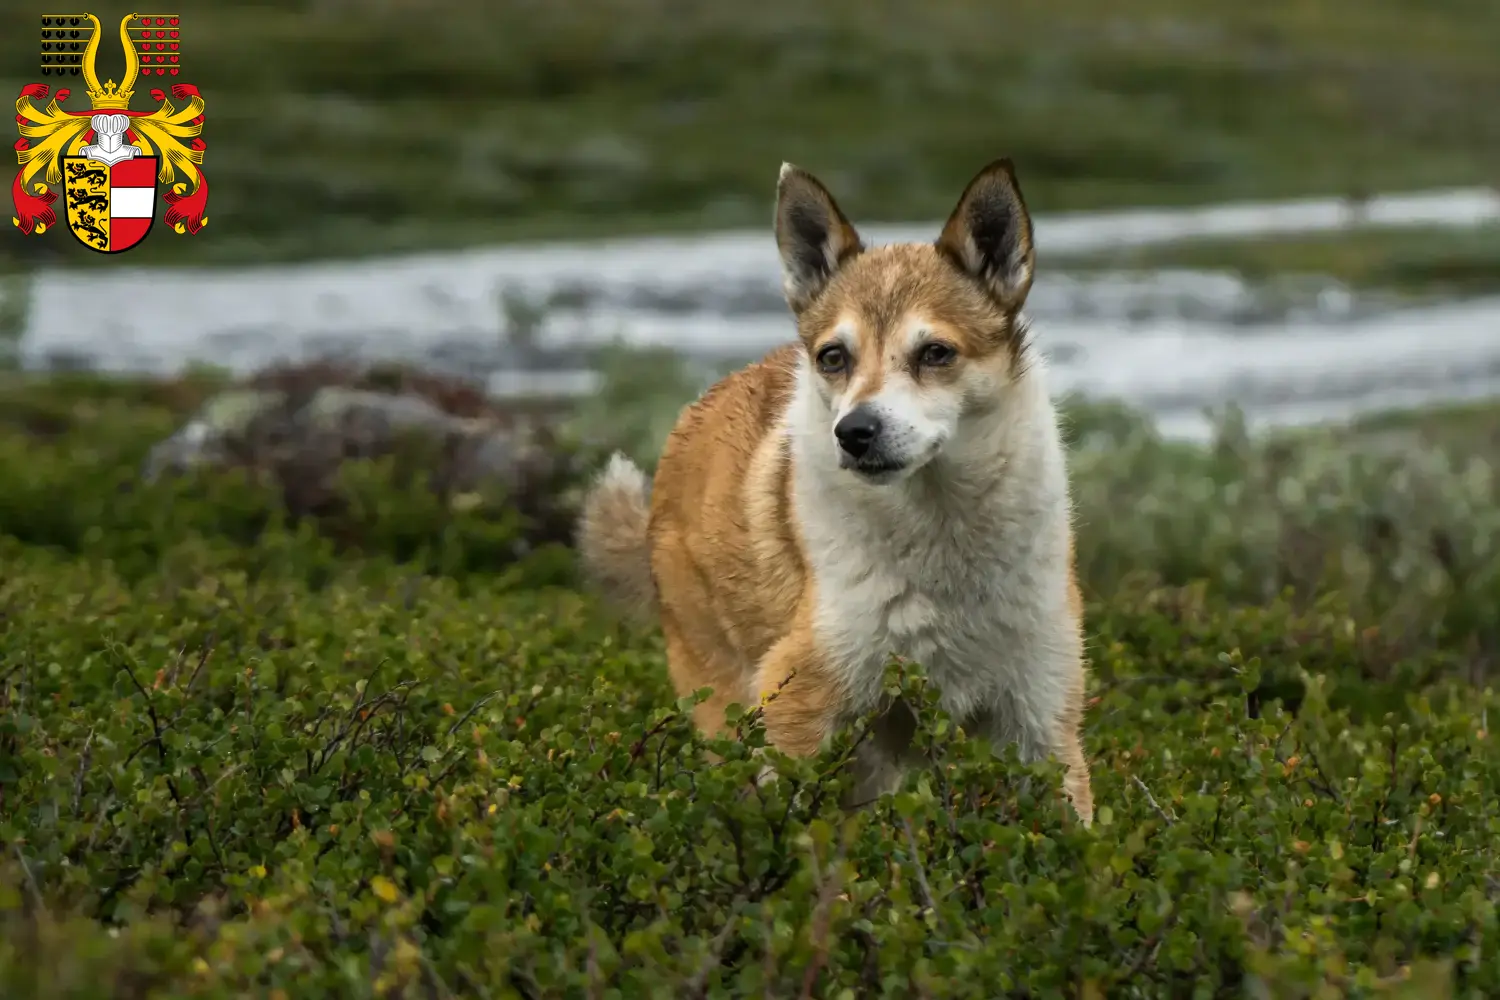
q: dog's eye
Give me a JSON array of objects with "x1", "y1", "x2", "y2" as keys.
[
  {"x1": 815, "y1": 344, "x2": 847, "y2": 373},
  {"x1": 918, "y1": 342, "x2": 957, "y2": 367}
]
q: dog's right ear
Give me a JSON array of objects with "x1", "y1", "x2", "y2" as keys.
[{"x1": 774, "y1": 163, "x2": 863, "y2": 314}]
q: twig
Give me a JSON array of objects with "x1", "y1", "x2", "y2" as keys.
[
  {"x1": 598, "y1": 712, "x2": 679, "y2": 780},
  {"x1": 72, "y1": 726, "x2": 95, "y2": 817},
  {"x1": 797, "y1": 835, "x2": 847, "y2": 1000},
  {"x1": 164, "y1": 640, "x2": 189, "y2": 690},
  {"x1": 1407, "y1": 813, "x2": 1424, "y2": 860},
  {"x1": 901, "y1": 818, "x2": 937, "y2": 915},
  {"x1": 685, "y1": 897, "x2": 745, "y2": 999},
  {"x1": 1113, "y1": 931, "x2": 1163, "y2": 984},
  {"x1": 419, "y1": 949, "x2": 456, "y2": 1000},
  {"x1": 117, "y1": 652, "x2": 182, "y2": 805},
  {"x1": 1132, "y1": 775, "x2": 1176, "y2": 825},
  {"x1": 12, "y1": 845, "x2": 45, "y2": 914},
  {"x1": 453, "y1": 964, "x2": 494, "y2": 1000},
  {"x1": 444, "y1": 691, "x2": 498, "y2": 741},
  {"x1": 122, "y1": 719, "x2": 182, "y2": 767},
  {"x1": 1091, "y1": 674, "x2": 1183, "y2": 694},
  {"x1": 1294, "y1": 744, "x2": 1344, "y2": 804},
  {"x1": 181, "y1": 637, "x2": 215, "y2": 695},
  {"x1": 0, "y1": 659, "x2": 24, "y2": 688},
  {"x1": 585, "y1": 931, "x2": 603, "y2": 1000}
]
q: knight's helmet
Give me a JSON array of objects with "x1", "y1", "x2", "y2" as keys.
[{"x1": 89, "y1": 114, "x2": 133, "y2": 153}]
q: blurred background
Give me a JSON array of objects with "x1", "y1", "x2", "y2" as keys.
[{"x1": 1, "y1": 0, "x2": 1499, "y2": 437}]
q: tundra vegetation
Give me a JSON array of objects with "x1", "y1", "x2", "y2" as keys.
[{"x1": 1, "y1": 356, "x2": 1497, "y2": 997}]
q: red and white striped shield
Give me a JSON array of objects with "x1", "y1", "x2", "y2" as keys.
[{"x1": 61, "y1": 154, "x2": 159, "y2": 254}]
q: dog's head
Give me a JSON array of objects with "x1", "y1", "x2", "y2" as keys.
[{"x1": 774, "y1": 159, "x2": 1036, "y2": 484}]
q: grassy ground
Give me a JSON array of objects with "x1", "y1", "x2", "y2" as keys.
[
  {"x1": 3, "y1": 0, "x2": 1499, "y2": 269},
  {"x1": 1056, "y1": 224, "x2": 1500, "y2": 298},
  {"x1": 1, "y1": 368, "x2": 1499, "y2": 995},
  {"x1": 1344, "y1": 397, "x2": 1500, "y2": 441}
]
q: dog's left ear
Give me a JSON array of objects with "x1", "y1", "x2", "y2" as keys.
[{"x1": 935, "y1": 158, "x2": 1035, "y2": 312}]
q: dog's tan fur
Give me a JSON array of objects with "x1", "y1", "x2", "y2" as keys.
[{"x1": 578, "y1": 159, "x2": 1093, "y2": 824}]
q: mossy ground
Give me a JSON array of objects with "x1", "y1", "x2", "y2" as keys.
[{"x1": 1, "y1": 364, "x2": 1499, "y2": 997}]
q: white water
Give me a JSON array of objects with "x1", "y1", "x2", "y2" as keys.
[{"x1": 16, "y1": 186, "x2": 1500, "y2": 438}]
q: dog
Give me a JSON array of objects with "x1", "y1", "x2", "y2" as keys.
[{"x1": 578, "y1": 158, "x2": 1093, "y2": 825}]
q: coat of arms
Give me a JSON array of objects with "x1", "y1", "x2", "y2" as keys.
[{"x1": 12, "y1": 11, "x2": 207, "y2": 254}]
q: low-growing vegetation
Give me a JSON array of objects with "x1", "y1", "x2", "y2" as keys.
[
  {"x1": 1059, "y1": 225, "x2": 1500, "y2": 300},
  {"x1": 1, "y1": 363, "x2": 1498, "y2": 997}
]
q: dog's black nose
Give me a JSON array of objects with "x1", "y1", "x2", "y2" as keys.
[{"x1": 834, "y1": 408, "x2": 881, "y2": 458}]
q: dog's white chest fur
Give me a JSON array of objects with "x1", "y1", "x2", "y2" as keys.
[{"x1": 785, "y1": 362, "x2": 1078, "y2": 749}]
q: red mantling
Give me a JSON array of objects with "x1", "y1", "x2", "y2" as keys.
[
  {"x1": 11, "y1": 168, "x2": 58, "y2": 236},
  {"x1": 165, "y1": 165, "x2": 208, "y2": 235}
]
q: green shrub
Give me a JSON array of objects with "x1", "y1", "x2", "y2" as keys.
[
  {"x1": 2, "y1": 373, "x2": 1499, "y2": 996},
  {"x1": 0, "y1": 370, "x2": 576, "y2": 589},
  {"x1": 1069, "y1": 404, "x2": 1500, "y2": 670},
  {"x1": 2, "y1": 545, "x2": 1498, "y2": 996}
]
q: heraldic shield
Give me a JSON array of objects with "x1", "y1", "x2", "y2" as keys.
[{"x1": 61, "y1": 153, "x2": 159, "y2": 254}]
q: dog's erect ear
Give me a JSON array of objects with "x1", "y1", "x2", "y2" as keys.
[
  {"x1": 935, "y1": 158, "x2": 1035, "y2": 312},
  {"x1": 774, "y1": 163, "x2": 864, "y2": 314}
]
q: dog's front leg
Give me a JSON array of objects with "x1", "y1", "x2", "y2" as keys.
[
  {"x1": 1046, "y1": 711, "x2": 1093, "y2": 827},
  {"x1": 1041, "y1": 661, "x2": 1095, "y2": 827},
  {"x1": 970, "y1": 692, "x2": 1093, "y2": 827},
  {"x1": 752, "y1": 624, "x2": 842, "y2": 759}
]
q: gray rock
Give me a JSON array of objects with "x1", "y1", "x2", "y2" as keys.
[
  {"x1": 140, "y1": 382, "x2": 584, "y2": 529},
  {"x1": 142, "y1": 389, "x2": 285, "y2": 480}
]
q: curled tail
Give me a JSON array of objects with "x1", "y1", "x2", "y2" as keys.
[{"x1": 576, "y1": 452, "x2": 657, "y2": 623}]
